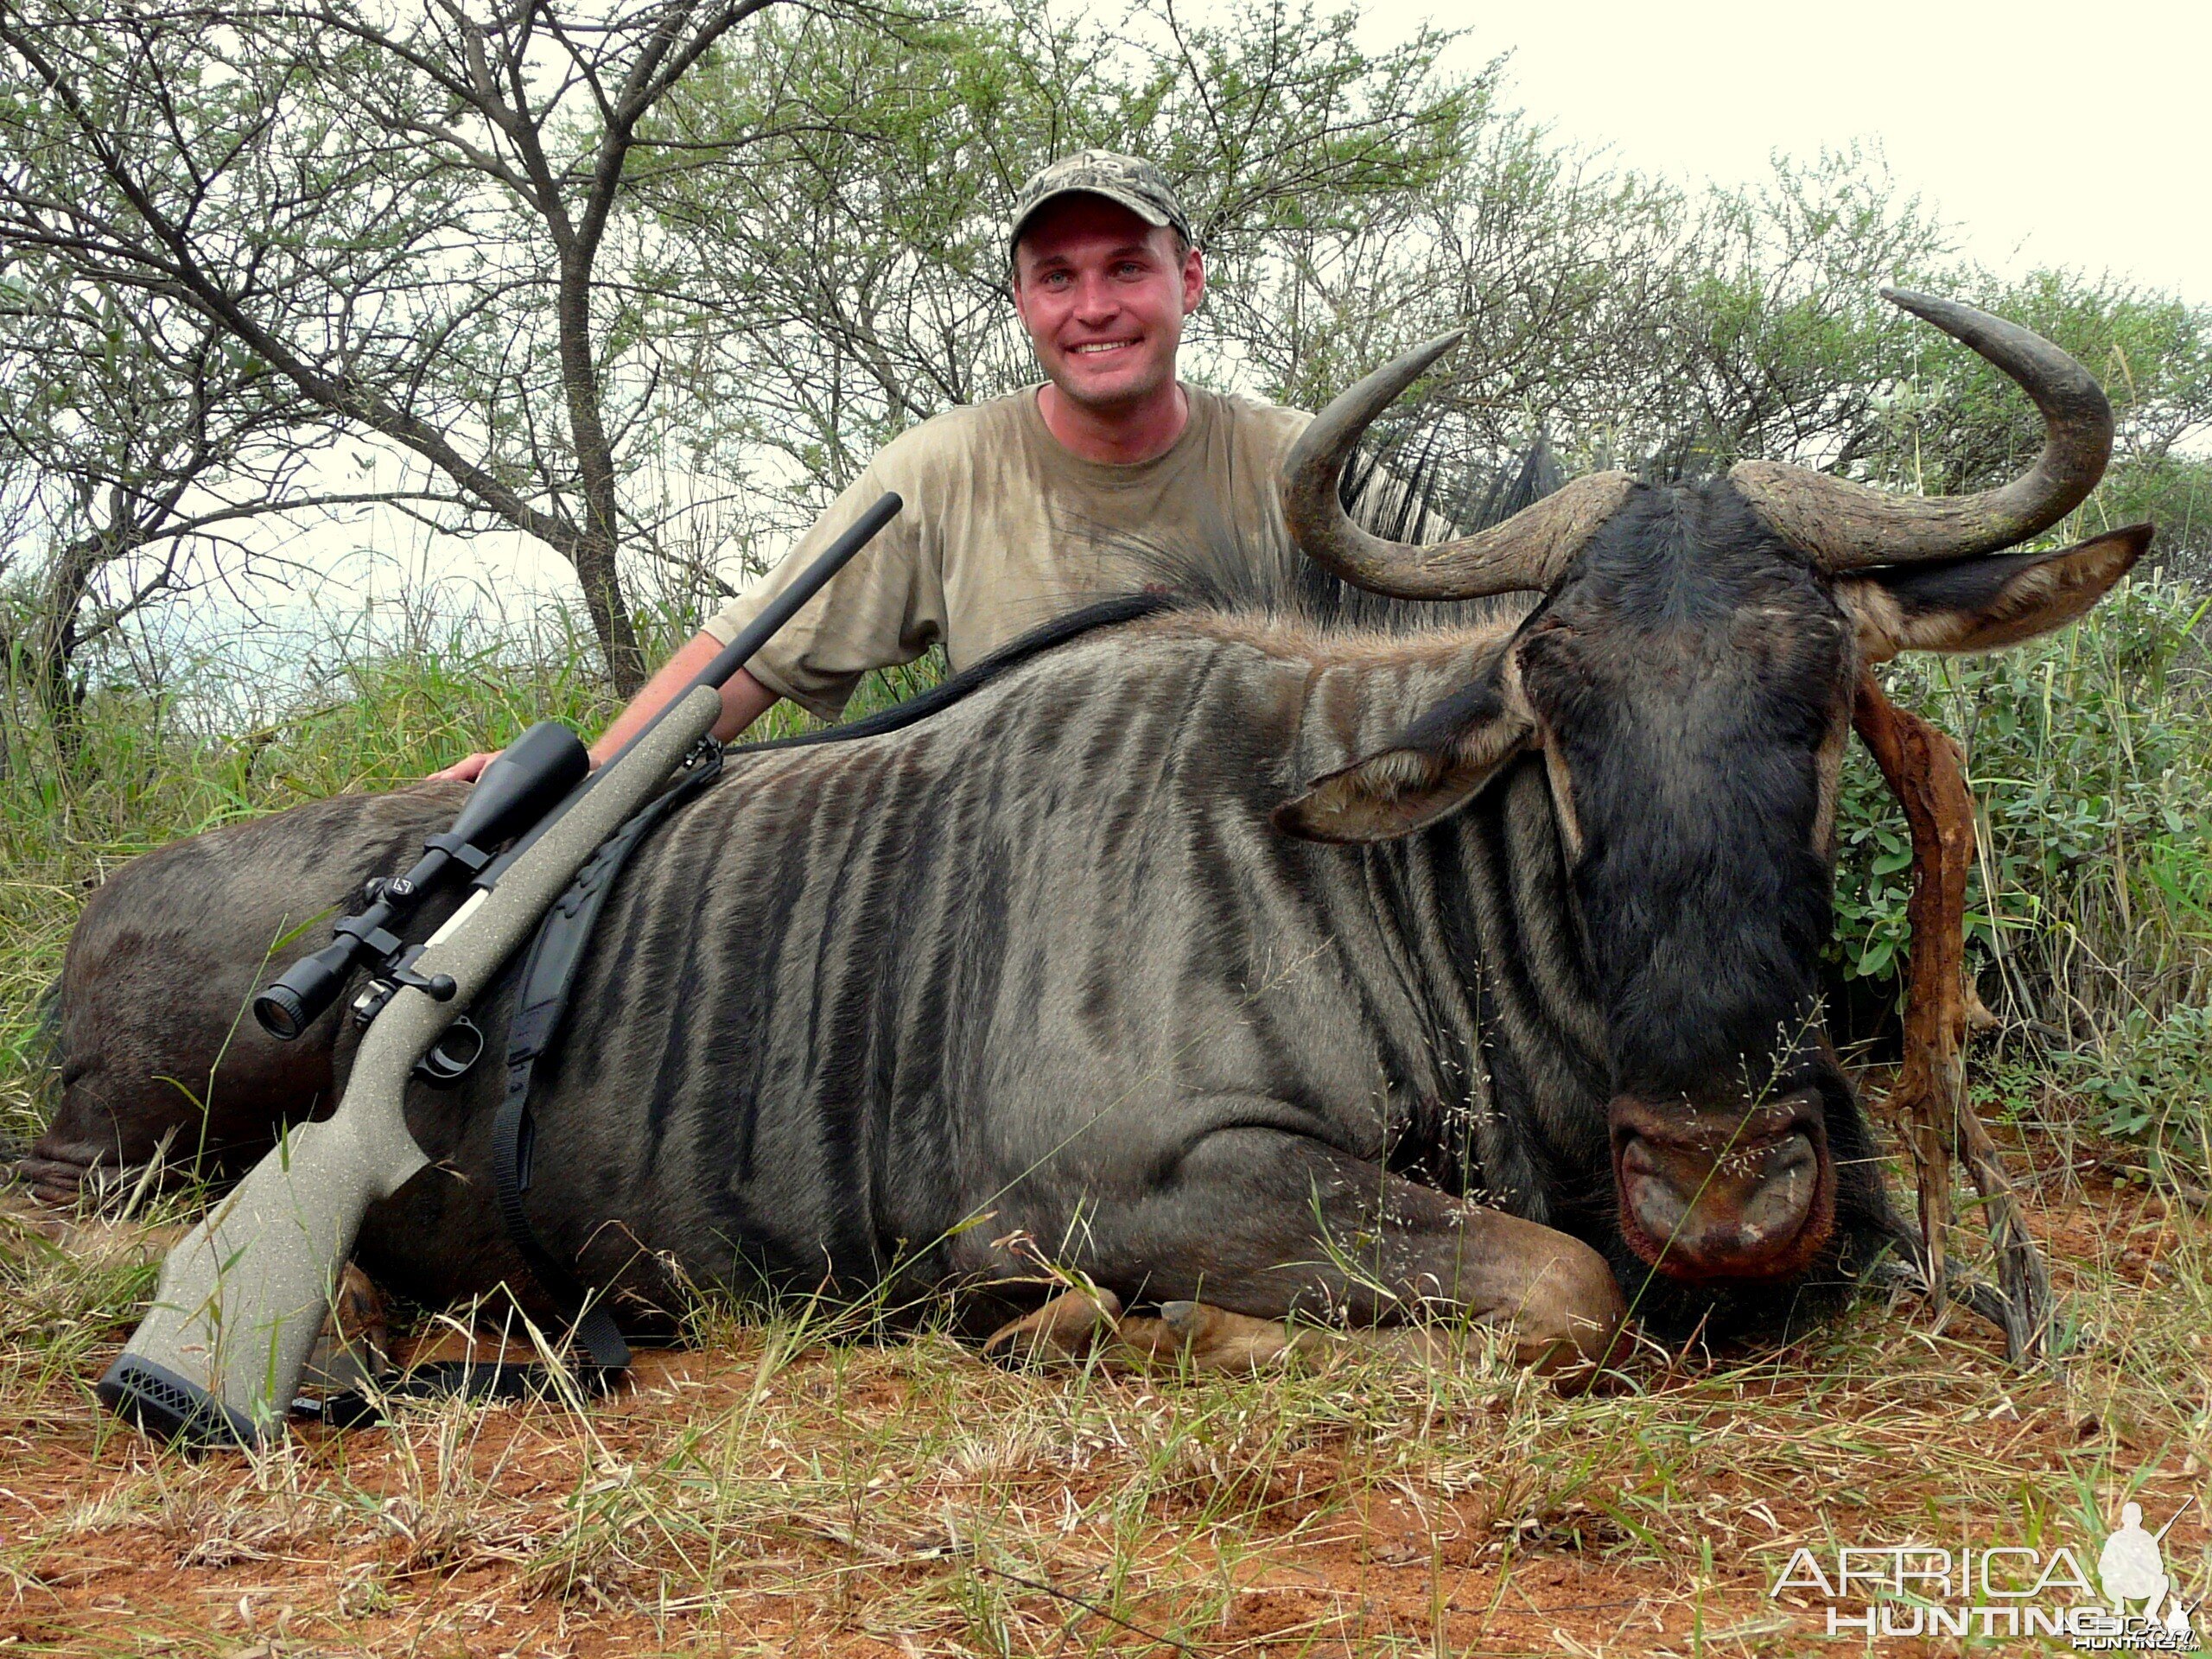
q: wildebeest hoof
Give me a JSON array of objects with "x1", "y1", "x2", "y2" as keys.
[
  {"x1": 982, "y1": 1293, "x2": 1324, "y2": 1374},
  {"x1": 982, "y1": 1287, "x2": 1125, "y2": 1366},
  {"x1": 1116, "y1": 1301, "x2": 1331, "y2": 1372},
  {"x1": 299, "y1": 1264, "x2": 392, "y2": 1398},
  {"x1": 1507, "y1": 1238, "x2": 1630, "y2": 1389}
]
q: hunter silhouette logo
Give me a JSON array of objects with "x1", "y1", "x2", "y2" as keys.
[
  {"x1": 2100, "y1": 1499, "x2": 2196, "y2": 1641},
  {"x1": 1768, "y1": 1494, "x2": 2202, "y2": 1648}
]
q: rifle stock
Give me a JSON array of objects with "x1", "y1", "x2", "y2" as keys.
[{"x1": 101, "y1": 689, "x2": 721, "y2": 1445}]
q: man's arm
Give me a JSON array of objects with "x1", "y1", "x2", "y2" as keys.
[
  {"x1": 427, "y1": 630, "x2": 781, "y2": 783},
  {"x1": 434, "y1": 443, "x2": 928, "y2": 784},
  {"x1": 582, "y1": 631, "x2": 782, "y2": 764}
]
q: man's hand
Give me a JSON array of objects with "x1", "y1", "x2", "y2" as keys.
[{"x1": 427, "y1": 752, "x2": 497, "y2": 784}]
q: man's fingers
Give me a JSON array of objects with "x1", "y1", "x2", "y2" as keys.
[{"x1": 426, "y1": 751, "x2": 493, "y2": 783}]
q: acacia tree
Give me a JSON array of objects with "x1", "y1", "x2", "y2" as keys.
[
  {"x1": 0, "y1": 0, "x2": 801, "y2": 694},
  {"x1": 0, "y1": 258, "x2": 474, "y2": 757},
  {"x1": 628, "y1": 10, "x2": 2047, "y2": 551},
  {"x1": 629, "y1": 0, "x2": 1503, "y2": 544},
  {"x1": 3, "y1": 0, "x2": 2201, "y2": 715}
]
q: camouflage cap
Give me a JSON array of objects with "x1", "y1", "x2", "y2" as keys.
[{"x1": 1008, "y1": 149, "x2": 1193, "y2": 258}]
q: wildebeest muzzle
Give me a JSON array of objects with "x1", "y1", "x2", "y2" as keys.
[{"x1": 1608, "y1": 1092, "x2": 1837, "y2": 1283}]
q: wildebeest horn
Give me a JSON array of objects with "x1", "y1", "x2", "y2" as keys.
[
  {"x1": 1729, "y1": 289, "x2": 2113, "y2": 569},
  {"x1": 1281, "y1": 334, "x2": 1637, "y2": 600}
]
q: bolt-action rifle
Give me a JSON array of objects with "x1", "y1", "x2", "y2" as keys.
[{"x1": 99, "y1": 493, "x2": 903, "y2": 1447}]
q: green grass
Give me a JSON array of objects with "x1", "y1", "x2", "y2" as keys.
[{"x1": 0, "y1": 605, "x2": 944, "y2": 1154}]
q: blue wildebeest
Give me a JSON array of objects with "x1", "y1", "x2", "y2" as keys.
[{"x1": 24, "y1": 294, "x2": 2147, "y2": 1370}]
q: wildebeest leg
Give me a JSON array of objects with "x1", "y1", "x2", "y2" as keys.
[
  {"x1": 1134, "y1": 1303, "x2": 1486, "y2": 1374},
  {"x1": 984, "y1": 1287, "x2": 1601, "y2": 1380},
  {"x1": 1070, "y1": 1125, "x2": 1624, "y2": 1371},
  {"x1": 981, "y1": 1287, "x2": 1321, "y2": 1370},
  {"x1": 984, "y1": 1290, "x2": 1337, "y2": 1371},
  {"x1": 294, "y1": 1264, "x2": 393, "y2": 1398}
]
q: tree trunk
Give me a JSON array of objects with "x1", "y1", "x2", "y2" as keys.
[
  {"x1": 569, "y1": 524, "x2": 646, "y2": 696},
  {"x1": 554, "y1": 243, "x2": 646, "y2": 695},
  {"x1": 32, "y1": 531, "x2": 103, "y2": 760}
]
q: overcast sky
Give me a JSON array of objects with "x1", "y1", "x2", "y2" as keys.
[{"x1": 1363, "y1": 0, "x2": 2207, "y2": 298}]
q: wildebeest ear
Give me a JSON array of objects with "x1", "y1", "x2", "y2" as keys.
[
  {"x1": 1273, "y1": 674, "x2": 1532, "y2": 843},
  {"x1": 1835, "y1": 524, "x2": 2152, "y2": 664}
]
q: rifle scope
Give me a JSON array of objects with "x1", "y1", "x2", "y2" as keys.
[{"x1": 252, "y1": 720, "x2": 589, "y2": 1039}]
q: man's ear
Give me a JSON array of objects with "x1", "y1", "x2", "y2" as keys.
[
  {"x1": 1273, "y1": 671, "x2": 1532, "y2": 844},
  {"x1": 1836, "y1": 524, "x2": 2152, "y2": 664}
]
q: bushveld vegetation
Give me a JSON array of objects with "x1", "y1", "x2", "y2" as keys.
[{"x1": 1, "y1": 0, "x2": 2209, "y2": 1651}]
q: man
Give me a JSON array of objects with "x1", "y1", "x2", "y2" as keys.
[{"x1": 434, "y1": 150, "x2": 1314, "y2": 780}]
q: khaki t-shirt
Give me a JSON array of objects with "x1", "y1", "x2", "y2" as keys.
[{"x1": 705, "y1": 384, "x2": 1310, "y2": 720}]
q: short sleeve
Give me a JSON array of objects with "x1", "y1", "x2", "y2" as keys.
[{"x1": 704, "y1": 461, "x2": 943, "y2": 721}]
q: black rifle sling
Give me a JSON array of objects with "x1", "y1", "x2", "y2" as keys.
[{"x1": 490, "y1": 740, "x2": 727, "y2": 1376}]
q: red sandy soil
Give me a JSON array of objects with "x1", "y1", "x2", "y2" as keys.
[{"x1": 3, "y1": 1163, "x2": 2202, "y2": 1658}]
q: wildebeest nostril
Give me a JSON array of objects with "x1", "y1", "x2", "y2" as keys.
[
  {"x1": 1618, "y1": 1136, "x2": 1688, "y2": 1237},
  {"x1": 1738, "y1": 1133, "x2": 1821, "y2": 1235}
]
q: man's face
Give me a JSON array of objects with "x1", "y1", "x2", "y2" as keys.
[{"x1": 1012, "y1": 195, "x2": 1205, "y2": 413}]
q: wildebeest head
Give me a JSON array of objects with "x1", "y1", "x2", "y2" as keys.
[{"x1": 1270, "y1": 290, "x2": 2149, "y2": 1293}]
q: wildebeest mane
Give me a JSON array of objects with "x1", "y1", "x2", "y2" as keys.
[
  {"x1": 726, "y1": 434, "x2": 1566, "y2": 760},
  {"x1": 729, "y1": 593, "x2": 1178, "y2": 758},
  {"x1": 1344, "y1": 429, "x2": 1566, "y2": 543}
]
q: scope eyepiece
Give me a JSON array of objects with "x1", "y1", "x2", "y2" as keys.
[
  {"x1": 252, "y1": 940, "x2": 353, "y2": 1039},
  {"x1": 252, "y1": 982, "x2": 311, "y2": 1042}
]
